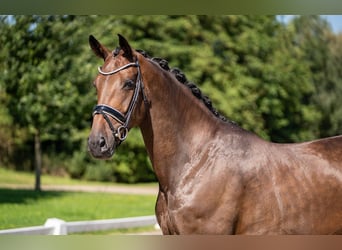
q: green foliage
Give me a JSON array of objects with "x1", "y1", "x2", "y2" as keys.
[
  {"x1": 290, "y1": 15, "x2": 342, "y2": 138},
  {"x1": 0, "y1": 15, "x2": 341, "y2": 183},
  {"x1": 111, "y1": 129, "x2": 155, "y2": 183},
  {"x1": 66, "y1": 129, "x2": 154, "y2": 183},
  {"x1": 1, "y1": 16, "x2": 96, "y2": 138},
  {"x1": 0, "y1": 91, "x2": 13, "y2": 164}
]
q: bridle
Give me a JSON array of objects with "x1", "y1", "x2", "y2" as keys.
[{"x1": 92, "y1": 59, "x2": 148, "y2": 144}]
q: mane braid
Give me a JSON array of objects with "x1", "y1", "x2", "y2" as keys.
[{"x1": 136, "y1": 50, "x2": 233, "y2": 123}]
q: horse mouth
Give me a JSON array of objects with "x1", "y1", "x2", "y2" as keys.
[
  {"x1": 88, "y1": 146, "x2": 115, "y2": 159},
  {"x1": 89, "y1": 147, "x2": 114, "y2": 160}
]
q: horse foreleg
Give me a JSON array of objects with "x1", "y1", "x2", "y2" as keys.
[{"x1": 155, "y1": 190, "x2": 176, "y2": 234}]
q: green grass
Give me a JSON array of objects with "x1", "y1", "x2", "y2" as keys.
[
  {"x1": 0, "y1": 167, "x2": 157, "y2": 231},
  {"x1": 0, "y1": 188, "x2": 156, "y2": 230},
  {"x1": 73, "y1": 225, "x2": 158, "y2": 235},
  {"x1": 0, "y1": 167, "x2": 156, "y2": 188}
]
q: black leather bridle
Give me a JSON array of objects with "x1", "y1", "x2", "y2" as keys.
[{"x1": 92, "y1": 59, "x2": 148, "y2": 144}]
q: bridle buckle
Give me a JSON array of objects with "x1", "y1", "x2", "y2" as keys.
[{"x1": 115, "y1": 126, "x2": 129, "y2": 141}]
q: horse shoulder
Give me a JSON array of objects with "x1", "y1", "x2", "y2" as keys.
[{"x1": 160, "y1": 129, "x2": 250, "y2": 234}]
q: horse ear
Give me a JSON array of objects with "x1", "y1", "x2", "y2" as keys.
[
  {"x1": 118, "y1": 34, "x2": 134, "y2": 62},
  {"x1": 89, "y1": 35, "x2": 110, "y2": 61}
]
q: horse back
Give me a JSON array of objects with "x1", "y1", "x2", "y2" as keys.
[
  {"x1": 236, "y1": 134, "x2": 342, "y2": 234},
  {"x1": 303, "y1": 135, "x2": 342, "y2": 164}
]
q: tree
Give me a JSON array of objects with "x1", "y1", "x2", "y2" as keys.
[
  {"x1": 199, "y1": 16, "x2": 319, "y2": 142},
  {"x1": 290, "y1": 15, "x2": 342, "y2": 138},
  {"x1": 0, "y1": 16, "x2": 96, "y2": 190},
  {"x1": 326, "y1": 33, "x2": 342, "y2": 136}
]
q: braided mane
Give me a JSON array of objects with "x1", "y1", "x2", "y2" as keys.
[{"x1": 136, "y1": 49, "x2": 229, "y2": 123}]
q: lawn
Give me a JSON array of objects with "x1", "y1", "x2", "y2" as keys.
[
  {"x1": 0, "y1": 167, "x2": 156, "y2": 188},
  {"x1": 0, "y1": 188, "x2": 156, "y2": 230},
  {"x1": 0, "y1": 168, "x2": 157, "y2": 231}
]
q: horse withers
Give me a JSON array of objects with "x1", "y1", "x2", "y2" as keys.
[{"x1": 87, "y1": 34, "x2": 342, "y2": 235}]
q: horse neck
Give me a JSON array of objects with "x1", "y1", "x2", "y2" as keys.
[{"x1": 139, "y1": 59, "x2": 221, "y2": 187}]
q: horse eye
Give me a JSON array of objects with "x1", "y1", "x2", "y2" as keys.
[{"x1": 123, "y1": 79, "x2": 135, "y2": 90}]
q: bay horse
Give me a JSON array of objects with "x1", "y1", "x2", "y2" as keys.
[{"x1": 87, "y1": 34, "x2": 342, "y2": 234}]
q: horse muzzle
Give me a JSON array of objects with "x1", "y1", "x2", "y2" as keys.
[{"x1": 87, "y1": 133, "x2": 116, "y2": 159}]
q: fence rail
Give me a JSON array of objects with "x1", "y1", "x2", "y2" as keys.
[{"x1": 0, "y1": 215, "x2": 158, "y2": 235}]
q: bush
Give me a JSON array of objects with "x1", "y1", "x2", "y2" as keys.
[
  {"x1": 67, "y1": 150, "x2": 88, "y2": 179},
  {"x1": 65, "y1": 131, "x2": 156, "y2": 183},
  {"x1": 84, "y1": 162, "x2": 116, "y2": 182}
]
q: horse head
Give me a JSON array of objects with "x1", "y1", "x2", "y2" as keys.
[{"x1": 88, "y1": 34, "x2": 148, "y2": 159}]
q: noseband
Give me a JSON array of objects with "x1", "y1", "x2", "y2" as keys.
[{"x1": 92, "y1": 59, "x2": 148, "y2": 144}]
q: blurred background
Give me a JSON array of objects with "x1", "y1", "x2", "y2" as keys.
[{"x1": 0, "y1": 15, "x2": 341, "y2": 186}]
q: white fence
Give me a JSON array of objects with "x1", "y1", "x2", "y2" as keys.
[{"x1": 0, "y1": 215, "x2": 159, "y2": 235}]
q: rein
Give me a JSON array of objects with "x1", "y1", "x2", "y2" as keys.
[{"x1": 92, "y1": 59, "x2": 148, "y2": 144}]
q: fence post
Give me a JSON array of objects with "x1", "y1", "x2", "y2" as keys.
[{"x1": 44, "y1": 218, "x2": 67, "y2": 235}]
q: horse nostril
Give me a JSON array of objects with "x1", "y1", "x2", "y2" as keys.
[{"x1": 99, "y1": 137, "x2": 106, "y2": 148}]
